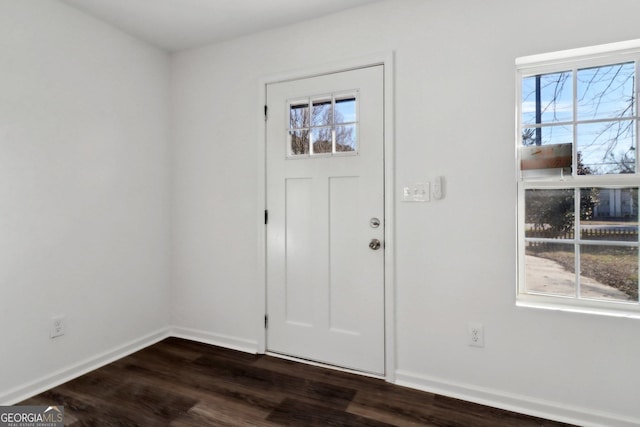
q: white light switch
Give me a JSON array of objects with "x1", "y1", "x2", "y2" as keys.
[{"x1": 402, "y1": 183, "x2": 430, "y2": 202}]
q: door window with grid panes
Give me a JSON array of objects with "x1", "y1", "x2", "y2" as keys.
[{"x1": 287, "y1": 93, "x2": 358, "y2": 157}]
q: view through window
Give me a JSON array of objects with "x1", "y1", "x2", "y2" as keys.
[
  {"x1": 517, "y1": 42, "x2": 640, "y2": 314},
  {"x1": 287, "y1": 92, "x2": 358, "y2": 157}
]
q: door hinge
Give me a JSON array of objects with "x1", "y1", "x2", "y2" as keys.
[
  {"x1": 264, "y1": 209, "x2": 268, "y2": 225},
  {"x1": 264, "y1": 314, "x2": 268, "y2": 329},
  {"x1": 264, "y1": 105, "x2": 268, "y2": 120}
]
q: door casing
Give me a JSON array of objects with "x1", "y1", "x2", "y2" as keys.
[{"x1": 256, "y1": 52, "x2": 396, "y2": 381}]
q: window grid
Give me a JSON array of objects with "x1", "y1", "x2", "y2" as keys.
[
  {"x1": 519, "y1": 64, "x2": 639, "y2": 178},
  {"x1": 523, "y1": 187, "x2": 639, "y2": 301},
  {"x1": 517, "y1": 43, "x2": 640, "y2": 314},
  {"x1": 287, "y1": 92, "x2": 358, "y2": 158}
]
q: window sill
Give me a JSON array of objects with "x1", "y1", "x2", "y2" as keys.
[{"x1": 517, "y1": 295, "x2": 640, "y2": 320}]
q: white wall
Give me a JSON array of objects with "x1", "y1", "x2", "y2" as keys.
[
  {"x1": 1, "y1": 0, "x2": 637, "y2": 424},
  {"x1": 0, "y1": 0, "x2": 171, "y2": 402},
  {"x1": 171, "y1": 0, "x2": 640, "y2": 425}
]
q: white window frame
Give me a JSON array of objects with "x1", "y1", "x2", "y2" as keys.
[{"x1": 516, "y1": 39, "x2": 640, "y2": 318}]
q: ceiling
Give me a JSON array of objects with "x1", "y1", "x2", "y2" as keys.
[{"x1": 60, "y1": 0, "x2": 383, "y2": 52}]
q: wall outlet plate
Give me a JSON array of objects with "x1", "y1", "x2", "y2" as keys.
[
  {"x1": 468, "y1": 322, "x2": 484, "y2": 348},
  {"x1": 51, "y1": 315, "x2": 66, "y2": 338}
]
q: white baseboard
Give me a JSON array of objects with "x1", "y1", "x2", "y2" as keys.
[
  {"x1": 6, "y1": 331, "x2": 633, "y2": 427},
  {"x1": 0, "y1": 328, "x2": 171, "y2": 405},
  {"x1": 395, "y1": 370, "x2": 640, "y2": 427},
  {"x1": 169, "y1": 326, "x2": 258, "y2": 354},
  {"x1": 0, "y1": 327, "x2": 257, "y2": 406}
]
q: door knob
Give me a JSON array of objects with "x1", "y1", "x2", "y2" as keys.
[{"x1": 369, "y1": 239, "x2": 381, "y2": 250}]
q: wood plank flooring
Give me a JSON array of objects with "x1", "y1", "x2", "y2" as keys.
[{"x1": 19, "y1": 338, "x2": 574, "y2": 426}]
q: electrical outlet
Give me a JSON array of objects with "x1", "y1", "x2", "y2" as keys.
[
  {"x1": 468, "y1": 322, "x2": 484, "y2": 348},
  {"x1": 50, "y1": 315, "x2": 66, "y2": 338}
]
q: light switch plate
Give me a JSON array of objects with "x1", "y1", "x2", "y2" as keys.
[{"x1": 402, "y1": 183, "x2": 430, "y2": 202}]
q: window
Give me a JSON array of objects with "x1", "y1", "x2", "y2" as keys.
[
  {"x1": 516, "y1": 40, "x2": 640, "y2": 317},
  {"x1": 287, "y1": 92, "x2": 358, "y2": 157}
]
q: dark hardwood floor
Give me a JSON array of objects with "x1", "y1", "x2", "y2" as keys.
[{"x1": 20, "y1": 338, "x2": 573, "y2": 426}]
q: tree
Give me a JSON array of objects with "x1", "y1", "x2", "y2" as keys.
[
  {"x1": 525, "y1": 189, "x2": 575, "y2": 234},
  {"x1": 521, "y1": 128, "x2": 536, "y2": 147},
  {"x1": 609, "y1": 150, "x2": 635, "y2": 174},
  {"x1": 525, "y1": 153, "x2": 599, "y2": 235}
]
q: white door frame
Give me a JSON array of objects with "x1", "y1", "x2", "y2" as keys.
[{"x1": 256, "y1": 52, "x2": 396, "y2": 382}]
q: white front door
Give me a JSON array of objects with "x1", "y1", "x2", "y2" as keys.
[{"x1": 266, "y1": 65, "x2": 384, "y2": 375}]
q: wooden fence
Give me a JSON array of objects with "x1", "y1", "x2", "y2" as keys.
[{"x1": 526, "y1": 228, "x2": 638, "y2": 241}]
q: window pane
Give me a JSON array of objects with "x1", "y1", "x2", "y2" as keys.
[
  {"x1": 311, "y1": 127, "x2": 332, "y2": 154},
  {"x1": 581, "y1": 187, "x2": 638, "y2": 241},
  {"x1": 521, "y1": 125, "x2": 572, "y2": 147},
  {"x1": 576, "y1": 121, "x2": 636, "y2": 174},
  {"x1": 521, "y1": 126, "x2": 572, "y2": 174},
  {"x1": 335, "y1": 125, "x2": 357, "y2": 152},
  {"x1": 312, "y1": 98, "x2": 332, "y2": 126},
  {"x1": 525, "y1": 243, "x2": 576, "y2": 297},
  {"x1": 525, "y1": 189, "x2": 575, "y2": 238},
  {"x1": 577, "y1": 62, "x2": 635, "y2": 121},
  {"x1": 290, "y1": 102, "x2": 309, "y2": 129},
  {"x1": 579, "y1": 245, "x2": 637, "y2": 302},
  {"x1": 289, "y1": 130, "x2": 309, "y2": 155},
  {"x1": 335, "y1": 96, "x2": 356, "y2": 124},
  {"x1": 521, "y1": 71, "x2": 572, "y2": 125}
]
